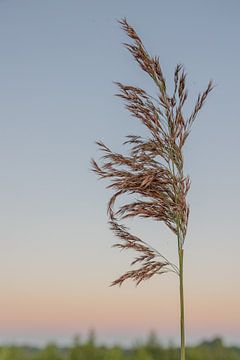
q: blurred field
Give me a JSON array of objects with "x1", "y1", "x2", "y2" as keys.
[{"x1": 0, "y1": 333, "x2": 240, "y2": 360}]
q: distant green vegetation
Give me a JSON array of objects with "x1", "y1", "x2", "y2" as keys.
[{"x1": 0, "y1": 334, "x2": 239, "y2": 360}]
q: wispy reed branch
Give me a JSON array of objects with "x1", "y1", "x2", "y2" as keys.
[{"x1": 92, "y1": 18, "x2": 212, "y2": 286}]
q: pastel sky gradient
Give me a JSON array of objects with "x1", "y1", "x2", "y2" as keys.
[{"x1": 0, "y1": 0, "x2": 240, "y2": 346}]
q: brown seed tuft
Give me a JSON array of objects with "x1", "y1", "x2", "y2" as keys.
[{"x1": 92, "y1": 19, "x2": 212, "y2": 286}]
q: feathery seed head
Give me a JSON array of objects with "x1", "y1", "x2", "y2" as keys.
[{"x1": 92, "y1": 19, "x2": 213, "y2": 286}]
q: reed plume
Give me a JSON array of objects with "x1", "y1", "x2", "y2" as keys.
[{"x1": 91, "y1": 18, "x2": 213, "y2": 360}]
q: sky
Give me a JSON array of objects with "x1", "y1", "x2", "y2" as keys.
[{"x1": 0, "y1": 0, "x2": 240, "y2": 347}]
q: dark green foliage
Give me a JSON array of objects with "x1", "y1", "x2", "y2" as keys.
[
  {"x1": 0, "y1": 336, "x2": 239, "y2": 360},
  {"x1": 33, "y1": 343, "x2": 63, "y2": 360},
  {"x1": 0, "y1": 346, "x2": 27, "y2": 360}
]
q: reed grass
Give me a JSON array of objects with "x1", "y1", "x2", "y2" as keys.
[{"x1": 92, "y1": 18, "x2": 213, "y2": 360}]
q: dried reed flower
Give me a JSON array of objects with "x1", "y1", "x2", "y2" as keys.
[{"x1": 91, "y1": 18, "x2": 213, "y2": 360}]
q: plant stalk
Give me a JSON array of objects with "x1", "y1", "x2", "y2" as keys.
[{"x1": 179, "y1": 248, "x2": 185, "y2": 360}]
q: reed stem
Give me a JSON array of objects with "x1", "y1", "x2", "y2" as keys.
[{"x1": 179, "y1": 248, "x2": 185, "y2": 360}]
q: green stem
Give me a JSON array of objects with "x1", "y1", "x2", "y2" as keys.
[{"x1": 179, "y1": 248, "x2": 185, "y2": 360}]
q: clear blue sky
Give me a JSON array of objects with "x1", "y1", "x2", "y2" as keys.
[{"x1": 0, "y1": 0, "x2": 240, "y2": 346}]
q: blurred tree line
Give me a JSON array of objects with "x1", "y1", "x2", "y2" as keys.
[{"x1": 0, "y1": 332, "x2": 239, "y2": 360}]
